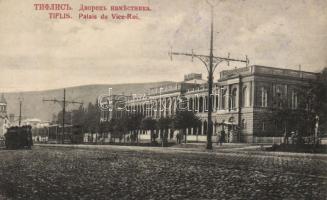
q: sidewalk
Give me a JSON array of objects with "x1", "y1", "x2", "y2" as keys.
[{"x1": 35, "y1": 143, "x2": 327, "y2": 160}]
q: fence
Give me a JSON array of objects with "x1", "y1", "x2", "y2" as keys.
[{"x1": 253, "y1": 136, "x2": 284, "y2": 144}]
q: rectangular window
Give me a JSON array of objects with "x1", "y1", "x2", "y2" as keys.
[{"x1": 262, "y1": 121, "x2": 265, "y2": 131}]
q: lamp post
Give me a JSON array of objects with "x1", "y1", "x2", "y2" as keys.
[
  {"x1": 18, "y1": 95, "x2": 24, "y2": 126},
  {"x1": 169, "y1": 1, "x2": 249, "y2": 149}
]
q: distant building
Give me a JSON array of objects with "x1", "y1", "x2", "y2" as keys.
[
  {"x1": 21, "y1": 118, "x2": 42, "y2": 127},
  {"x1": 0, "y1": 94, "x2": 10, "y2": 138},
  {"x1": 100, "y1": 94, "x2": 131, "y2": 122},
  {"x1": 101, "y1": 65, "x2": 318, "y2": 143}
]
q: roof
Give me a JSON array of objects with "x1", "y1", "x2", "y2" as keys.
[{"x1": 219, "y1": 65, "x2": 318, "y2": 81}]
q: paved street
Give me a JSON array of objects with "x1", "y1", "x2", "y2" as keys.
[{"x1": 0, "y1": 145, "x2": 326, "y2": 199}]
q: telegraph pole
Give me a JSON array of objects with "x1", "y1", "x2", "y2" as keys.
[
  {"x1": 169, "y1": 1, "x2": 249, "y2": 149},
  {"x1": 62, "y1": 89, "x2": 66, "y2": 144},
  {"x1": 207, "y1": 5, "x2": 214, "y2": 150},
  {"x1": 18, "y1": 98, "x2": 22, "y2": 126},
  {"x1": 43, "y1": 89, "x2": 83, "y2": 143}
]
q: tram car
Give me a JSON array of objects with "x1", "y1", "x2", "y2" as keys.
[
  {"x1": 48, "y1": 124, "x2": 83, "y2": 144},
  {"x1": 4, "y1": 126, "x2": 33, "y2": 149}
]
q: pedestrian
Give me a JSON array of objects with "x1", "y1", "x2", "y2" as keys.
[
  {"x1": 176, "y1": 133, "x2": 181, "y2": 144},
  {"x1": 284, "y1": 131, "x2": 289, "y2": 144},
  {"x1": 290, "y1": 131, "x2": 295, "y2": 144},
  {"x1": 220, "y1": 130, "x2": 225, "y2": 145},
  {"x1": 216, "y1": 135, "x2": 220, "y2": 145}
]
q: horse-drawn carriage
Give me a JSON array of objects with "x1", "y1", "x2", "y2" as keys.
[{"x1": 4, "y1": 126, "x2": 33, "y2": 149}]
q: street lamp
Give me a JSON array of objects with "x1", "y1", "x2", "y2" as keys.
[
  {"x1": 18, "y1": 95, "x2": 24, "y2": 126},
  {"x1": 169, "y1": 0, "x2": 249, "y2": 149}
]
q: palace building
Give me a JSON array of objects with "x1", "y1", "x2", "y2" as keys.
[
  {"x1": 0, "y1": 94, "x2": 10, "y2": 139},
  {"x1": 100, "y1": 65, "x2": 318, "y2": 143}
]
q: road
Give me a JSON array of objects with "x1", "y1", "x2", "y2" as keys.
[{"x1": 0, "y1": 144, "x2": 326, "y2": 199}]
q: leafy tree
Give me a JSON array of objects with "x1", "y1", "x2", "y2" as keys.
[
  {"x1": 141, "y1": 117, "x2": 157, "y2": 143},
  {"x1": 126, "y1": 113, "x2": 143, "y2": 143},
  {"x1": 56, "y1": 110, "x2": 72, "y2": 125},
  {"x1": 173, "y1": 110, "x2": 201, "y2": 143},
  {"x1": 51, "y1": 114, "x2": 57, "y2": 124},
  {"x1": 84, "y1": 101, "x2": 101, "y2": 143},
  {"x1": 114, "y1": 116, "x2": 129, "y2": 143},
  {"x1": 271, "y1": 87, "x2": 314, "y2": 143},
  {"x1": 71, "y1": 105, "x2": 86, "y2": 127},
  {"x1": 157, "y1": 117, "x2": 173, "y2": 146},
  {"x1": 314, "y1": 68, "x2": 327, "y2": 135},
  {"x1": 107, "y1": 119, "x2": 118, "y2": 143},
  {"x1": 271, "y1": 68, "x2": 327, "y2": 144}
]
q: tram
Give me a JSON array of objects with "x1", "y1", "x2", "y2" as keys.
[
  {"x1": 48, "y1": 124, "x2": 83, "y2": 144},
  {"x1": 4, "y1": 126, "x2": 33, "y2": 149}
]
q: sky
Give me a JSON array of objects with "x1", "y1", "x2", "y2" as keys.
[{"x1": 0, "y1": 0, "x2": 326, "y2": 92}]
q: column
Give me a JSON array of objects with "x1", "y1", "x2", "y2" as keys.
[
  {"x1": 251, "y1": 81, "x2": 254, "y2": 107},
  {"x1": 227, "y1": 85, "x2": 231, "y2": 111},
  {"x1": 201, "y1": 121, "x2": 204, "y2": 135},
  {"x1": 192, "y1": 97, "x2": 195, "y2": 111},
  {"x1": 202, "y1": 96, "x2": 205, "y2": 113}
]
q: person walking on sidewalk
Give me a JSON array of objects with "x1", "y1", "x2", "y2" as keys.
[{"x1": 219, "y1": 130, "x2": 225, "y2": 146}]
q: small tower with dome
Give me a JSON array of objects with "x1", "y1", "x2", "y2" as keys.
[
  {"x1": 0, "y1": 94, "x2": 7, "y2": 115},
  {"x1": 0, "y1": 94, "x2": 9, "y2": 138}
]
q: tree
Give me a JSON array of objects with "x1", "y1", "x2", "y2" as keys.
[
  {"x1": 114, "y1": 117, "x2": 128, "y2": 143},
  {"x1": 141, "y1": 117, "x2": 157, "y2": 143},
  {"x1": 157, "y1": 117, "x2": 173, "y2": 146},
  {"x1": 71, "y1": 105, "x2": 86, "y2": 137},
  {"x1": 56, "y1": 110, "x2": 72, "y2": 125},
  {"x1": 107, "y1": 119, "x2": 117, "y2": 143},
  {"x1": 71, "y1": 105, "x2": 86, "y2": 127},
  {"x1": 312, "y1": 68, "x2": 327, "y2": 139},
  {"x1": 173, "y1": 110, "x2": 201, "y2": 143},
  {"x1": 84, "y1": 101, "x2": 101, "y2": 143},
  {"x1": 51, "y1": 114, "x2": 57, "y2": 124},
  {"x1": 271, "y1": 86, "x2": 314, "y2": 144},
  {"x1": 126, "y1": 113, "x2": 143, "y2": 143},
  {"x1": 270, "y1": 69, "x2": 327, "y2": 144}
]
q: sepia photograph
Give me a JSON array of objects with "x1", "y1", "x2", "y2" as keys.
[{"x1": 0, "y1": 0, "x2": 326, "y2": 199}]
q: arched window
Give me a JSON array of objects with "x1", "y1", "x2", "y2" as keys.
[
  {"x1": 193, "y1": 126, "x2": 197, "y2": 135},
  {"x1": 242, "y1": 87, "x2": 249, "y2": 107},
  {"x1": 187, "y1": 128, "x2": 191, "y2": 135},
  {"x1": 194, "y1": 96, "x2": 198, "y2": 112},
  {"x1": 241, "y1": 119, "x2": 246, "y2": 129},
  {"x1": 188, "y1": 98, "x2": 193, "y2": 111},
  {"x1": 172, "y1": 99, "x2": 176, "y2": 114},
  {"x1": 231, "y1": 88, "x2": 237, "y2": 109},
  {"x1": 205, "y1": 96, "x2": 208, "y2": 112},
  {"x1": 166, "y1": 99, "x2": 171, "y2": 115},
  {"x1": 261, "y1": 87, "x2": 268, "y2": 107},
  {"x1": 222, "y1": 89, "x2": 227, "y2": 109},
  {"x1": 199, "y1": 97, "x2": 204, "y2": 112},
  {"x1": 203, "y1": 121, "x2": 207, "y2": 135},
  {"x1": 276, "y1": 86, "x2": 283, "y2": 108},
  {"x1": 291, "y1": 90, "x2": 298, "y2": 109},
  {"x1": 262, "y1": 121, "x2": 265, "y2": 131}
]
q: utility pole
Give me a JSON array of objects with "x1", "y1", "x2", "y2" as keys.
[
  {"x1": 315, "y1": 115, "x2": 319, "y2": 144},
  {"x1": 168, "y1": 0, "x2": 249, "y2": 149},
  {"x1": 62, "y1": 89, "x2": 66, "y2": 144},
  {"x1": 18, "y1": 95, "x2": 23, "y2": 126},
  {"x1": 43, "y1": 89, "x2": 83, "y2": 143}
]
